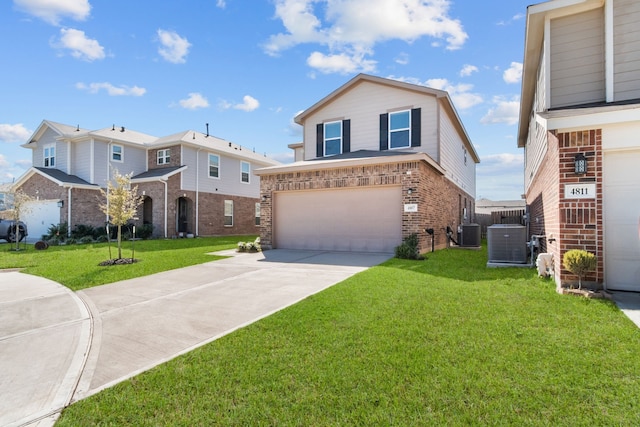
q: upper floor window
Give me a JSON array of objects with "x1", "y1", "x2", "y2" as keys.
[
  {"x1": 389, "y1": 110, "x2": 410, "y2": 149},
  {"x1": 241, "y1": 161, "x2": 250, "y2": 183},
  {"x1": 209, "y1": 154, "x2": 220, "y2": 178},
  {"x1": 324, "y1": 121, "x2": 342, "y2": 156},
  {"x1": 111, "y1": 144, "x2": 123, "y2": 162},
  {"x1": 157, "y1": 149, "x2": 170, "y2": 165},
  {"x1": 43, "y1": 145, "x2": 55, "y2": 167}
]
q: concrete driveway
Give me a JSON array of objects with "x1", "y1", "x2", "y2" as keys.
[{"x1": 0, "y1": 249, "x2": 391, "y2": 427}]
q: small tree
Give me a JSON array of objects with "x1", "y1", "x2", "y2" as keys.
[
  {"x1": 563, "y1": 249, "x2": 597, "y2": 290},
  {"x1": 7, "y1": 189, "x2": 33, "y2": 251},
  {"x1": 100, "y1": 170, "x2": 143, "y2": 260}
]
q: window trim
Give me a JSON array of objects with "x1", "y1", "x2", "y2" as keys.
[
  {"x1": 224, "y1": 199, "x2": 233, "y2": 227},
  {"x1": 111, "y1": 144, "x2": 124, "y2": 163},
  {"x1": 388, "y1": 110, "x2": 411, "y2": 150},
  {"x1": 241, "y1": 161, "x2": 250, "y2": 184},
  {"x1": 157, "y1": 148, "x2": 170, "y2": 165},
  {"x1": 323, "y1": 120, "x2": 342, "y2": 157},
  {"x1": 43, "y1": 144, "x2": 55, "y2": 167},
  {"x1": 208, "y1": 153, "x2": 220, "y2": 179}
]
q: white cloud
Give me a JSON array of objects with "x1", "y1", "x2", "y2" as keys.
[
  {"x1": 459, "y1": 64, "x2": 478, "y2": 77},
  {"x1": 179, "y1": 93, "x2": 210, "y2": 110},
  {"x1": 0, "y1": 123, "x2": 32, "y2": 142},
  {"x1": 307, "y1": 51, "x2": 376, "y2": 74},
  {"x1": 476, "y1": 153, "x2": 524, "y2": 200},
  {"x1": 497, "y1": 13, "x2": 526, "y2": 26},
  {"x1": 157, "y1": 29, "x2": 191, "y2": 64},
  {"x1": 14, "y1": 0, "x2": 91, "y2": 25},
  {"x1": 234, "y1": 95, "x2": 260, "y2": 112},
  {"x1": 53, "y1": 28, "x2": 105, "y2": 61},
  {"x1": 220, "y1": 95, "x2": 260, "y2": 112},
  {"x1": 503, "y1": 62, "x2": 523, "y2": 84},
  {"x1": 424, "y1": 78, "x2": 483, "y2": 110},
  {"x1": 265, "y1": 0, "x2": 468, "y2": 74},
  {"x1": 0, "y1": 154, "x2": 9, "y2": 169},
  {"x1": 481, "y1": 96, "x2": 520, "y2": 125},
  {"x1": 76, "y1": 82, "x2": 146, "y2": 96},
  {"x1": 216, "y1": 0, "x2": 226, "y2": 8},
  {"x1": 395, "y1": 52, "x2": 409, "y2": 65}
]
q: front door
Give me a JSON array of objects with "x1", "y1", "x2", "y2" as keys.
[{"x1": 177, "y1": 197, "x2": 189, "y2": 234}]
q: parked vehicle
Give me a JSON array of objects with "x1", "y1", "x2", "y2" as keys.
[{"x1": 0, "y1": 219, "x2": 27, "y2": 243}]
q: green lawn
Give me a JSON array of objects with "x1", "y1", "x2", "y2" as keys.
[
  {"x1": 0, "y1": 236, "x2": 254, "y2": 291},
  {"x1": 55, "y1": 245, "x2": 640, "y2": 426}
]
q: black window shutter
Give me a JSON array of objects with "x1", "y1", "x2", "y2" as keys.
[
  {"x1": 342, "y1": 119, "x2": 351, "y2": 153},
  {"x1": 411, "y1": 108, "x2": 421, "y2": 147},
  {"x1": 316, "y1": 123, "x2": 324, "y2": 158},
  {"x1": 379, "y1": 113, "x2": 389, "y2": 151}
]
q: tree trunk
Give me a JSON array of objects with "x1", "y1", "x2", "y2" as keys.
[{"x1": 117, "y1": 225, "x2": 122, "y2": 259}]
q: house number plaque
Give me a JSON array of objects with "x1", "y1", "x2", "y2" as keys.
[{"x1": 564, "y1": 183, "x2": 596, "y2": 199}]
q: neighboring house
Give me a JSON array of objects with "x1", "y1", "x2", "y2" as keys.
[
  {"x1": 256, "y1": 74, "x2": 479, "y2": 253},
  {"x1": 519, "y1": 0, "x2": 640, "y2": 291},
  {"x1": 13, "y1": 120, "x2": 279, "y2": 239}
]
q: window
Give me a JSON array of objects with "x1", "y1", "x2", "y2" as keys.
[
  {"x1": 111, "y1": 144, "x2": 123, "y2": 162},
  {"x1": 224, "y1": 200, "x2": 233, "y2": 226},
  {"x1": 157, "y1": 149, "x2": 170, "y2": 165},
  {"x1": 255, "y1": 202, "x2": 260, "y2": 226},
  {"x1": 389, "y1": 110, "x2": 410, "y2": 149},
  {"x1": 324, "y1": 121, "x2": 342, "y2": 156},
  {"x1": 44, "y1": 145, "x2": 55, "y2": 167},
  {"x1": 209, "y1": 154, "x2": 220, "y2": 178},
  {"x1": 241, "y1": 161, "x2": 250, "y2": 183}
]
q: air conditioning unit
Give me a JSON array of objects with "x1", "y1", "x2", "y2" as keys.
[
  {"x1": 459, "y1": 223, "x2": 481, "y2": 247},
  {"x1": 487, "y1": 224, "x2": 527, "y2": 264}
]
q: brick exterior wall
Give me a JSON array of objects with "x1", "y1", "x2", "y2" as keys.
[
  {"x1": 148, "y1": 145, "x2": 181, "y2": 170},
  {"x1": 17, "y1": 173, "x2": 104, "y2": 231},
  {"x1": 259, "y1": 159, "x2": 474, "y2": 253},
  {"x1": 526, "y1": 129, "x2": 603, "y2": 289}
]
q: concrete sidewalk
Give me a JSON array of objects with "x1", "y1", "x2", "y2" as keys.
[{"x1": 0, "y1": 249, "x2": 391, "y2": 427}]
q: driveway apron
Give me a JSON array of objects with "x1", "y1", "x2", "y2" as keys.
[{"x1": 0, "y1": 249, "x2": 391, "y2": 426}]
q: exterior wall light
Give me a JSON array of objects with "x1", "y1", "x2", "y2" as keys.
[
  {"x1": 57, "y1": 200, "x2": 64, "y2": 208},
  {"x1": 407, "y1": 188, "x2": 416, "y2": 195},
  {"x1": 574, "y1": 153, "x2": 587, "y2": 175}
]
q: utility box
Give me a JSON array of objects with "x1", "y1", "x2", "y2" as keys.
[
  {"x1": 487, "y1": 224, "x2": 527, "y2": 263},
  {"x1": 459, "y1": 224, "x2": 481, "y2": 247}
]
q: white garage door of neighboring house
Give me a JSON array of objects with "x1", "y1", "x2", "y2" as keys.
[
  {"x1": 23, "y1": 200, "x2": 60, "y2": 241},
  {"x1": 604, "y1": 150, "x2": 640, "y2": 291},
  {"x1": 274, "y1": 186, "x2": 402, "y2": 253}
]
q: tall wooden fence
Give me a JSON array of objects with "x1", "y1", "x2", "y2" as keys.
[{"x1": 476, "y1": 209, "x2": 526, "y2": 239}]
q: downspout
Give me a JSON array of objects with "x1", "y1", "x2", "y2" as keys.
[
  {"x1": 106, "y1": 141, "x2": 112, "y2": 224},
  {"x1": 196, "y1": 148, "x2": 202, "y2": 236},
  {"x1": 67, "y1": 186, "x2": 72, "y2": 237},
  {"x1": 162, "y1": 178, "x2": 168, "y2": 238}
]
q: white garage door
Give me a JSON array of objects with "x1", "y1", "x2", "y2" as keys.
[
  {"x1": 604, "y1": 150, "x2": 640, "y2": 291},
  {"x1": 23, "y1": 200, "x2": 60, "y2": 241},
  {"x1": 274, "y1": 186, "x2": 402, "y2": 253}
]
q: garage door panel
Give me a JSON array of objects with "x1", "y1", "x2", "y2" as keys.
[
  {"x1": 604, "y1": 150, "x2": 640, "y2": 291},
  {"x1": 274, "y1": 187, "x2": 402, "y2": 253},
  {"x1": 22, "y1": 200, "x2": 60, "y2": 241}
]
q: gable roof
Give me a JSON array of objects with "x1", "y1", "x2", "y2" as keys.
[
  {"x1": 131, "y1": 165, "x2": 187, "y2": 182},
  {"x1": 13, "y1": 167, "x2": 99, "y2": 190},
  {"x1": 294, "y1": 73, "x2": 480, "y2": 163},
  {"x1": 518, "y1": 0, "x2": 605, "y2": 147}
]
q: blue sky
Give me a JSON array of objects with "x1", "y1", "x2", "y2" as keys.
[{"x1": 0, "y1": 0, "x2": 532, "y2": 200}]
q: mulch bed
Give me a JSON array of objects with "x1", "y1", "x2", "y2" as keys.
[{"x1": 98, "y1": 258, "x2": 139, "y2": 266}]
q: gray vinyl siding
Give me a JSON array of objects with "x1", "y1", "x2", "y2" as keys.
[
  {"x1": 116, "y1": 145, "x2": 146, "y2": 178},
  {"x1": 614, "y1": 0, "x2": 640, "y2": 101},
  {"x1": 183, "y1": 146, "x2": 260, "y2": 198},
  {"x1": 93, "y1": 141, "x2": 110, "y2": 186},
  {"x1": 439, "y1": 110, "x2": 475, "y2": 196},
  {"x1": 525, "y1": 48, "x2": 549, "y2": 191},
  {"x1": 550, "y1": 7, "x2": 605, "y2": 108},
  {"x1": 302, "y1": 80, "x2": 439, "y2": 161},
  {"x1": 72, "y1": 141, "x2": 92, "y2": 183}
]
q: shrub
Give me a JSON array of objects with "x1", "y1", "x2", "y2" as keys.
[
  {"x1": 237, "y1": 242, "x2": 247, "y2": 252},
  {"x1": 137, "y1": 224, "x2": 154, "y2": 240},
  {"x1": 395, "y1": 233, "x2": 424, "y2": 260},
  {"x1": 71, "y1": 224, "x2": 96, "y2": 239},
  {"x1": 79, "y1": 236, "x2": 94, "y2": 244},
  {"x1": 96, "y1": 235, "x2": 109, "y2": 243},
  {"x1": 45, "y1": 222, "x2": 68, "y2": 241},
  {"x1": 563, "y1": 249, "x2": 597, "y2": 290},
  {"x1": 66, "y1": 238, "x2": 77, "y2": 245},
  {"x1": 46, "y1": 237, "x2": 61, "y2": 246}
]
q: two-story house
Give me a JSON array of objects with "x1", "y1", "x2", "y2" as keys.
[
  {"x1": 256, "y1": 74, "x2": 479, "y2": 253},
  {"x1": 14, "y1": 120, "x2": 279, "y2": 240},
  {"x1": 519, "y1": 0, "x2": 640, "y2": 291}
]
